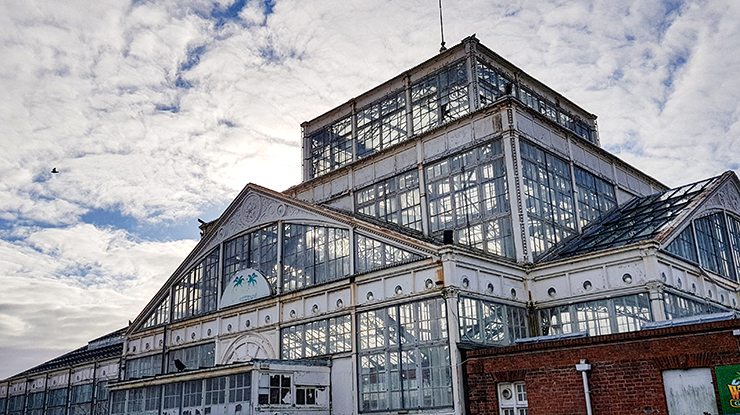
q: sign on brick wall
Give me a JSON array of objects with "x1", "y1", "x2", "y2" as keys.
[{"x1": 715, "y1": 364, "x2": 740, "y2": 413}]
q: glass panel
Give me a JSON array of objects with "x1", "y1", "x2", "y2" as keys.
[
  {"x1": 425, "y1": 139, "x2": 514, "y2": 258},
  {"x1": 163, "y1": 383, "x2": 182, "y2": 409},
  {"x1": 329, "y1": 314, "x2": 352, "y2": 354},
  {"x1": 665, "y1": 226, "x2": 699, "y2": 263},
  {"x1": 228, "y1": 373, "x2": 251, "y2": 403},
  {"x1": 183, "y1": 380, "x2": 202, "y2": 407},
  {"x1": 47, "y1": 389, "x2": 68, "y2": 407},
  {"x1": 360, "y1": 352, "x2": 388, "y2": 411},
  {"x1": 142, "y1": 296, "x2": 170, "y2": 329},
  {"x1": 204, "y1": 377, "x2": 226, "y2": 405},
  {"x1": 520, "y1": 140, "x2": 575, "y2": 258},
  {"x1": 411, "y1": 60, "x2": 468, "y2": 135},
  {"x1": 726, "y1": 215, "x2": 740, "y2": 274},
  {"x1": 71, "y1": 384, "x2": 93, "y2": 404},
  {"x1": 357, "y1": 91, "x2": 408, "y2": 158},
  {"x1": 538, "y1": 305, "x2": 573, "y2": 336},
  {"x1": 283, "y1": 224, "x2": 350, "y2": 292},
  {"x1": 126, "y1": 354, "x2": 163, "y2": 380},
  {"x1": 223, "y1": 225, "x2": 278, "y2": 293},
  {"x1": 419, "y1": 345, "x2": 453, "y2": 408},
  {"x1": 663, "y1": 292, "x2": 726, "y2": 319},
  {"x1": 355, "y1": 234, "x2": 422, "y2": 274},
  {"x1": 695, "y1": 213, "x2": 736, "y2": 280},
  {"x1": 358, "y1": 298, "x2": 451, "y2": 411},
  {"x1": 356, "y1": 170, "x2": 422, "y2": 232},
  {"x1": 128, "y1": 388, "x2": 144, "y2": 413},
  {"x1": 144, "y1": 386, "x2": 161, "y2": 412},
  {"x1": 111, "y1": 392, "x2": 126, "y2": 415},
  {"x1": 170, "y1": 248, "x2": 220, "y2": 323},
  {"x1": 458, "y1": 297, "x2": 528, "y2": 346},
  {"x1": 28, "y1": 393, "x2": 45, "y2": 410},
  {"x1": 282, "y1": 314, "x2": 351, "y2": 360},
  {"x1": 309, "y1": 116, "x2": 353, "y2": 178},
  {"x1": 168, "y1": 343, "x2": 216, "y2": 373},
  {"x1": 539, "y1": 294, "x2": 652, "y2": 336},
  {"x1": 574, "y1": 166, "x2": 616, "y2": 228},
  {"x1": 476, "y1": 58, "x2": 514, "y2": 106}
]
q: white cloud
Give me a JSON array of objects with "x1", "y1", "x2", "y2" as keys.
[{"x1": 0, "y1": 224, "x2": 194, "y2": 377}]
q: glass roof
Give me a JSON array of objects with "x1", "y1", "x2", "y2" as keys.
[{"x1": 543, "y1": 176, "x2": 719, "y2": 261}]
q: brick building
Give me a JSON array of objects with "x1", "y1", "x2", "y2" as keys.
[{"x1": 464, "y1": 317, "x2": 740, "y2": 414}]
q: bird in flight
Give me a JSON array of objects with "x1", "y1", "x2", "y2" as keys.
[{"x1": 51, "y1": 168, "x2": 59, "y2": 173}]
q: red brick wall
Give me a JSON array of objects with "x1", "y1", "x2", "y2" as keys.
[{"x1": 464, "y1": 319, "x2": 740, "y2": 415}]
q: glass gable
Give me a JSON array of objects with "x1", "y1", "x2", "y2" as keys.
[{"x1": 135, "y1": 211, "x2": 431, "y2": 332}]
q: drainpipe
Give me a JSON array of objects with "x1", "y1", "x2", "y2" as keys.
[{"x1": 575, "y1": 359, "x2": 593, "y2": 415}]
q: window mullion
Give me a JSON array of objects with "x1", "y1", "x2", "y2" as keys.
[{"x1": 722, "y1": 211, "x2": 738, "y2": 281}]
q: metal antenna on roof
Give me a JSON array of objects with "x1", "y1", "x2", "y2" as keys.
[{"x1": 438, "y1": 0, "x2": 447, "y2": 53}]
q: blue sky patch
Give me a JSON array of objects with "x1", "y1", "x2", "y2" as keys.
[
  {"x1": 82, "y1": 208, "x2": 139, "y2": 233},
  {"x1": 210, "y1": 0, "x2": 247, "y2": 28},
  {"x1": 81, "y1": 207, "x2": 202, "y2": 241},
  {"x1": 175, "y1": 76, "x2": 193, "y2": 89},
  {"x1": 180, "y1": 45, "x2": 207, "y2": 72},
  {"x1": 155, "y1": 104, "x2": 180, "y2": 113}
]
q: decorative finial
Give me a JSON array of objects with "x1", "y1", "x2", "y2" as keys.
[{"x1": 438, "y1": 0, "x2": 446, "y2": 53}]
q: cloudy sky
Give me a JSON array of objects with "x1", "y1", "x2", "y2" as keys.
[{"x1": 1, "y1": 0, "x2": 739, "y2": 378}]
